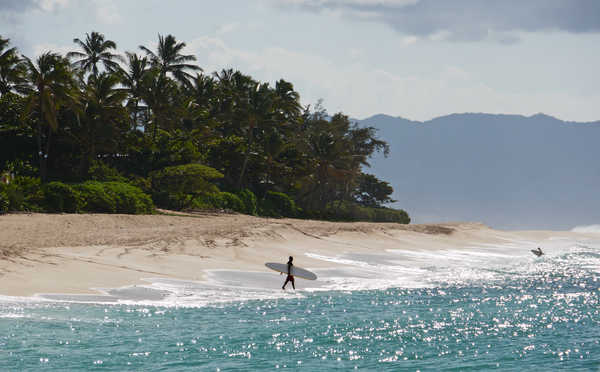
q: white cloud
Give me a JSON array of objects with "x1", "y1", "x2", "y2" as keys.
[
  {"x1": 401, "y1": 35, "x2": 418, "y2": 45},
  {"x1": 272, "y1": 0, "x2": 600, "y2": 43},
  {"x1": 35, "y1": 0, "x2": 70, "y2": 11},
  {"x1": 279, "y1": 0, "x2": 418, "y2": 7},
  {"x1": 187, "y1": 35, "x2": 600, "y2": 122},
  {"x1": 92, "y1": 0, "x2": 121, "y2": 25},
  {"x1": 32, "y1": 42, "x2": 72, "y2": 57},
  {"x1": 216, "y1": 22, "x2": 240, "y2": 35}
]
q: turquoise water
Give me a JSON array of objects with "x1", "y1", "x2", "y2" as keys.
[{"x1": 1, "y1": 238, "x2": 600, "y2": 370}]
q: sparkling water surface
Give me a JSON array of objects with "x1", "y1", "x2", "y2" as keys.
[{"x1": 1, "y1": 238, "x2": 599, "y2": 370}]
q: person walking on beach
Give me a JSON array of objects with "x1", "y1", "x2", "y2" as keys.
[{"x1": 282, "y1": 256, "x2": 295, "y2": 290}]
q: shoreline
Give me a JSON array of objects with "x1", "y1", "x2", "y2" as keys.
[{"x1": 0, "y1": 212, "x2": 595, "y2": 297}]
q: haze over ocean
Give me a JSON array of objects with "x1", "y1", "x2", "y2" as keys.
[{"x1": 359, "y1": 113, "x2": 600, "y2": 230}]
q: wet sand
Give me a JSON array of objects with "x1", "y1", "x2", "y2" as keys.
[{"x1": 0, "y1": 212, "x2": 592, "y2": 297}]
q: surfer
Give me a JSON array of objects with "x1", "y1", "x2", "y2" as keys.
[
  {"x1": 281, "y1": 256, "x2": 295, "y2": 290},
  {"x1": 533, "y1": 247, "x2": 543, "y2": 257}
]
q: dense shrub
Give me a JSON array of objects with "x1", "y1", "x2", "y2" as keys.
[
  {"x1": 189, "y1": 192, "x2": 244, "y2": 212},
  {"x1": 160, "y1": 193, "x2": 193, "y2": 210},
  {"x1": 150, "y1": 164, "x2": 223, "y2": 195},
  {"x1": 189, "y1": 195, "x2": 214, "y2": 210},
  {"x1": 128, "y1": 176, "x2": 152, "y2": 194},
  {"x1": 76, "y1": 181, "x2": 154, "y2": 214},
  {"x1": 43, "y1": 182, "x2": 81, "y2": 213},
  {"x1": 88, "y1": 160, "x2": 127, "y2": 182},
  {"x1": 372, "y1": 207, "x2": 410, "y2": 224},
  {"x1": 322, "y1": 201, "x2": 410, "y2": 223},
  {"x1": 237, "y1": 189, "x2": 257, "y2": 215},
  {"x1": 0, "y1": 176, "x2": 44, "y2": 212},
  {"x1": 0, "y1": 190, "x2": 8, "y2": 213},
  {"x1": 260, "y1": 191, "x2": 298, "y2": 218},
  {"x1": 103, "y1": 182, "x2": 154, "y2": 214},
  {"x1": 150, "y1": 163, "x2": 224, "y2": 210},
  {"x1": 215, "y1": 192, "x2": 244, "y2": 212},
  {"x1": 76, "y1": 181, "x2": 116, "y2": 213}
]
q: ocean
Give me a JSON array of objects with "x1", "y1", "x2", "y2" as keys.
[{"x1": 1, "y1": 232, "x2": 599, "y2": 370}]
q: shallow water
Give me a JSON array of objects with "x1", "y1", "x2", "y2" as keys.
[{"x1": 1, "y1": 236, "x2": 599, "y2": 370}]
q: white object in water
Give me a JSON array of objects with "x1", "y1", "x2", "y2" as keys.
[{"x1": 265, "y1": 262, "x2": 317, "y2": 280}]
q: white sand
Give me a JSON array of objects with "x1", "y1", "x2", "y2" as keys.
[{"x1": 0, "y1": 212, "x2": 591, "y2": 296}]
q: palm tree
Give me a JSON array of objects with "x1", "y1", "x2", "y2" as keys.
[
  {"x1": 139, "y1": 68, "x2": 179, "y2": 140},
  {"x1": 237, "y1": 82, "x2": 274, "y2": 190},
  {"x1": 0, "y1": 36, "x2": 27, "y2": 96},
  {"x1": 274, "y1": 79, "x2": 302, "y2": 121},
  {"x1": 77, "y1": 72, "x2": 128, "y2": 173},
  {"x1": 118, "y1": 52, "x2": 149, "y2": 130},
  {"x1": 22, "y1": 52, "x2": 77, "y2": 182},
  {"x1": 190, "y1": 73, "x2": 216, "y2": 113},
  {"x1": 67, "y1": 31, "x2": 123, "y2": 78},
  {"x1": 139, "y1": 34, "x2": 201, "y2": 86}
]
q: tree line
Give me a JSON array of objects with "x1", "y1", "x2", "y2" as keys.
[{"x1": 0, "y1": 32, "x2": 409, "y2": 223}]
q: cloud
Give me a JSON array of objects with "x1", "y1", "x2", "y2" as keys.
[
  {"x1": 188, "y1": 35, "x2": 600, "y2": 122},
  {"x1": 37, "y1": 0, "x2": 70, "y2": 12},
  {"x1": 216, "y1": 22, "x2": 240, "y2": 35},
  {"x1": 0, "y1": 0, "x2": 69, "y2": 13},
  {"x1": 272, "y1": 0, "x2": 600, "y2": 42},
  {"x1": 32, "y1": 42, "x2": 73, "y2": 58},
  {"x1": 0, "y1": 0, "x2": 69, "y2": 25},
  {"x1": 92, "y1": 0, "x2": 121, "y2": 25},
  {"x1": 0, "y1": 0, "x2": 36, "y2": 13}
]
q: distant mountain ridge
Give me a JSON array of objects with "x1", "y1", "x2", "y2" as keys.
[
  {"x1": 358, "y1": 112, "x2": 600, "y2": 126},
  {"x1": 356, "y1": 112, "x2": 600, "y2": 230}
]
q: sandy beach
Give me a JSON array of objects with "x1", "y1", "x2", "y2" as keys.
[{"x1": 0, "y1": 212, "x2": 592, "y2": 297}]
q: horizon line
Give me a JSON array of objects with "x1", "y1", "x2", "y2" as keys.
[{"x1": 353, "y1": 111, "x2": 600, "y2": 125}]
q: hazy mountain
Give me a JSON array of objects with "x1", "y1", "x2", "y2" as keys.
[{"x1": 356, "y1": 113, "x2": 600, "y2": 230}]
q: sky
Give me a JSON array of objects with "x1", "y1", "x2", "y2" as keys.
[{"x1": 1, "y1": 0, "x2": 600, "y2": 122}]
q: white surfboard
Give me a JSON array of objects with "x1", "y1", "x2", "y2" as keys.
[{"x1": 265, "y1": 262, "x2": 317, "y2": 280}]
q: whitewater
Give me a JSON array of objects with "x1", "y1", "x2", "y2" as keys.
[{"x1": 1, "y1": 228, "x2": 599, "y2": 370}]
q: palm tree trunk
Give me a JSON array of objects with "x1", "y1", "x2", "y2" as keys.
[
  {"x1": 44, "y1": 126, "x2": 52, "y2": 181},
  {"x1": 237, "y1": 127, "x2": 254, "y2": 190},
  {"x1": 152, "y1": 111, "x2": 159, "y2": 142},
  {"x1": 133, "y1": 100, "x2": 139, "y2": 131},
  {"x1": 37, "y1": 89, "x2": 46, "y2": 182},
  {"x1": 36, "y1": 120, "x2": 44, "y2": 182}
]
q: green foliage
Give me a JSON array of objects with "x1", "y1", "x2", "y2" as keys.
[
  {"x1": 75, "y1": 181, "x2": 116, "y2": 213},
  {"x1": 0, "y1": 190, "x2": 8, "y2": 213},
  {"x1": 128, "y1": 175, "x2": 152, "y2": 194},
  {"x1": 215, "y1": 192, "x2": 244, "y2": 212},
  {"x1": 88, "y1": 160, "x2": 127, "y2": 182},
  {"x1": 152, "y1": 130, "x2": 205, "y2": 169},
  {"x1": 355, "y1": 173, "x2": 395, "y2": 207},
  {"x1": 189, "y1": 192, "x2": 244, "y2": 213},
  {"x1": 260, "y1": 191, "x2": 298, "y2": 218},
  {"x1": 188, "y1": 195, "x2": 213, "y2": 210},
  {"x1": 3, "y1": 159, "x2": 37, "y2": 178},
  {"x1": 0, "y1": 33, "x2": 409, "y2": 221},
  {"x1": 150, "y1": 163, "x2": 223, "y2": 196},
  {"x1": 150, "y1": 163, "x2": 223, "y2": 210},
  {"x1": 0, "y1": 176, "x2": 44, "y2": 211},
  {"x1": 321, "y1": 201, "x2": 410, "y2": 224},
  {"x1": 103, "y1": 182, "x2": 154, "y2": 214},
  {"x1": 0, "y1": 182, "x2": 22, "y2": 211},
  {"x1": 75, "y1": 181, "x2": 153, "y2": 214},
  {"x1": 43, "y1": 181, "x2": 81, "y2": 213},
  {"x1": 237, "y1": 189, "x2": 257, "y2": 215},
  {"x1": 372, "y1": 207, "x2": 410, "y2": 224}
]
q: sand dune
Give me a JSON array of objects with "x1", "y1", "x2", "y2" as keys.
[{"x1": 0, "y1": 212, "x2": 589, "y2": 296}]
